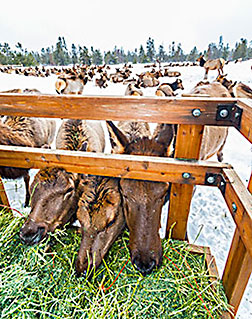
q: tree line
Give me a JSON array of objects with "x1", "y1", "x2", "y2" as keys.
[{"x1": 0, "y1": 36, "x2": 251, "y2": 67}]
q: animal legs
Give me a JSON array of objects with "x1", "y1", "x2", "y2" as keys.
[{"x1": 204, "y1": 69, "x2": 209, "y2": 80}]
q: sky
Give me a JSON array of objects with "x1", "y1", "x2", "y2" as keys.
[{"x1": 1, "y1": 0, "x2": 252, "y2": 54}]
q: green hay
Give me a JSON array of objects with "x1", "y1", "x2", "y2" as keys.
[{"x1": 0, "y1": 208, "x2": 232, "y2": 319}]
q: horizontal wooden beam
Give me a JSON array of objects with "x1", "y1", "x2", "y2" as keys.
[
  {"x1": 222, "y1": 168, "x2": 252, "y2": 259},
  {"x1": 0, "y1": 93, "x2": 238, "y2": 125},
  {"x1": 0, "y1": 145, "x2": 230, "y2": 184}
]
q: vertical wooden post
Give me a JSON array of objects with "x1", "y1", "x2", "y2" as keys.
[
  {"x1": 222, "y1": 174, "x2": 252, "y2": 315},
  {"x1": 0, "y1": 176, "x2": 10, "y2": 207},
  {"x1": 166, "y1": 124, "x2": 204, "y2": 240}
]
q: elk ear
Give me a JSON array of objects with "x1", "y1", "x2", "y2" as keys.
[
  {"x1": 106, "y1": 121, "x2": 129, "y2": 154},
  {"x1": 229, "y1": 81, "x2": 237, "y2": 89},
  {"x1": 153, "y1": 124, "x2": 175, "y2": 157},
  {"x1": 79, "y1": 141, "x2": 88, "y2": 152}
]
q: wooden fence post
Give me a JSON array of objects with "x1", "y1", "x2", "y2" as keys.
[
  {"x1": 222, "y1": 174, "x2": 252, "y2": 316},
  {"x1": 166, "y1": 124, "x2": 204, "y2": 240},
  {"x1": 0, "y1": 176, "x2": 10, "y2": 207}
]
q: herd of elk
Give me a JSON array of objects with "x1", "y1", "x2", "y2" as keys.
[{"x1": 1, "y1": 59, "x2": 251, "y2": 277}]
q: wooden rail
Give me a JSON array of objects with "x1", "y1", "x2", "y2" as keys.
[
  {"x1": 0, "y1": 145, "x2": 230, "y2": 184},
  {"x1": 0, "y1": 94, "x2": 251, "y2": 317}
]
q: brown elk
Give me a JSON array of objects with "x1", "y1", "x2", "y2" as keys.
[
  {"x1": 155, "y1": 79, "x2": 184, "y2": 96},
  {"x1": 184, "y1": 81, "x2": 232, "y2": 161},
  {"x1": 19, "y1": 167, "x2": 84, "y2": 245},
  {"x1": 20, "y1": 119, "x2": 125, "y2": 275},
  {"x1": 0, "y1": 116, "x2": 56, "y2": 207},
  {"x1": 197, "y1": 55, "x2": 225, "y2": 80},
  {"x1": 107, "y1": 121, "x2": 174, "y2": 276},
  {"x1": 106, "y1": 82, "x2": 233, "y2": 275},
  {"x1": 19, "y1": 119, "x2": 105, "y2": 244},
  {"x1": 55, "y1": 74, "x2": 88, "y2": 94},
  {"x1": 75, "y1": 176, "x2": 125, "y2": 275},
  {"x1": 124, "y1": 83, "x2": 143, "y2": 96},
  {"x1": 216, "y1": 74, "x2": 252, "y2": 99},
  {"x1": 136, "y1": 71, "x2": 160, "y2": 88}
]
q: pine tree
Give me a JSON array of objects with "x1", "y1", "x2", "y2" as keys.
[
  {"x1": 233, "y1": 38, "x2": 248, "y2": 60},
  {"x1": 79, "y1": 46, "x2": 91, "y2": 65},
  {"x1": 187, "y1": 46, "x2": 199, "y2": 61},
  {"x1": 91, "y1": 47, "x2": 103, "y2": 65},
  {"x1": 71, "y1": 44, "x2": 78, "y2": 65},
  {"x1": 138, "y1": 45, "x2": 148, "y2": 63},
  {"x1": 157, "y1": 44, "x2": 166, "y2": 62},
  {"x1": 146, "y1": 37, "x2": 156, "y2": 62}
]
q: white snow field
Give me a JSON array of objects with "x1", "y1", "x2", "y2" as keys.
[{"x1": 0, "y1": 60, "x2": 251, "y2": 318}]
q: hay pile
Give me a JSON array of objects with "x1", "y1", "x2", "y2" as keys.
[{"x1": 0, "y1": 207, "x2": 231, "y2": 318}]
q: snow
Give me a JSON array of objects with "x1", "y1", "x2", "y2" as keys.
[{"x1": 0, "y1": 60, "x2": 252, "y2": 318}]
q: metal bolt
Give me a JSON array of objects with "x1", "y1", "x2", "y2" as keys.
[
  {"x1": 232, "y1": 202, "x2": 237, "y2": 213},
  {"x1": 182, "y1": 172, "x2": 191, "y2": 179},
  {"x1": 219, "y1": 109, "x2": 229, "y2": 118},
  {"x1": 207, "y1": 176, "x2": 215, "y2": 184},
  {"x1": 192, "y1": 109, "x2": 201, "y2": 117},
  {"x1": 235, "y1": 112, "x2": 240, "y2": 119}
]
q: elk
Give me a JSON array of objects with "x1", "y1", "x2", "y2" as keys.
[
  {"x1": 184, "y1": 81, "x2": 232, "y2": 161},
  {"x1": 19, "y1": 119, "x2": 105, "y2": 244},
  {"x1": 155, "y1": 79, "x2": 184, "y2": 96},
  {"x1": 216, "y1": 74, "x2": 252, "y2": 99},
  {"x1": 75, "y1": 176, "x2": 125, "y2": 275},
  {"x1": 20, "y1": 119, "x2": 125, "y2": 275},
  {"x1": 106, "y1": 81, "x2": 233, "y2": 275},
  {"x1": 0, "y1": 116, "x2": 56, "y2": 207},
  {"x1": 197, "y1": 55, "x2": 225, "y2": 80},
  {"x1": 55, "y1": 74, "x2": 88, "y2": 94}
]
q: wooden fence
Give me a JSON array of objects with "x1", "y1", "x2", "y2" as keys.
[{"x1": 0, "y1": 93, "x2": 251, "y2": 317}]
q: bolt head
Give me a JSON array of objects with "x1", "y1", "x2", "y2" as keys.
[
  {"x1": 207, "y1": 176, "x2": 215, "y2": 184},
  {"x1": 219, "y1": 109, "x2": 229, "y2": 118},
  {"x1": 232, "y1": 202, "x2": 237, "y2": 213},
  {"x1": 192, "y1": 109, "x2": 201, "y2": 117},
  {"x1": 182, "y1": 172, "x2": 191, "y2": 179}
]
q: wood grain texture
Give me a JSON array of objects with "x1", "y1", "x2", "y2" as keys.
[
  {"x1": 0, "y1": 93, "x2": 237, "y2": 125},
  {"x1": 0, "y1": 176, "x2": 9, "y2": 207},
  {"x1": 166, "y1": 125, "x2": 204, "y2": 239},
  {"x1": 222, "y1": 173, "x2": 252, "y2": 315},
  {"x1": 0, "y1": 145, "x2": 229, "y2": 183}
]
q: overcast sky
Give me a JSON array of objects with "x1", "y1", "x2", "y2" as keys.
[{"x1": 1, "y1": 0, "x2": 251, "y2": 54}]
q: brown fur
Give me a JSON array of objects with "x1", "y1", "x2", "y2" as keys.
[
  {"x1": 19, "y1": 167, "x2": 83, "y2": 245},
  {"x1": 0, "y1": 116, "x2": 56, "y2": 207},
  {"x1": 76, "y1": 176, "x2": 125, "y2": 274},
  {"x1": 56, "y1": 119, "x2": 105, "y2": 152},
  {"x1": 107, "y1": 121, "x2": 174, "y2": 276},
  {"x1": 197, "y1": 55, "x2": 225, "y2": 80},
  {"x1": 20, "y1": 119, "x2": 124, "y2": 277},
  {"x1": 216, "y1": 75, "x2": 252, "y2": 99},
  {"x1": 155, "y1": 79, "x2": 184, "y2": 97},
  {"x1": 124, "y1": 83, "x2": 143, "y2": 96},
  {"x1": 3, "y1": 116, "x2": 56, "y2": 148},
  {"x1": 55, "y1": 74, "x2": 88, "y2": 94},
  {"x1": 188, "y1": 81, "x2": 231, "y2": 161},
  {"x1": 236, "y1": 82, "x2": 252, "y2": 99}
]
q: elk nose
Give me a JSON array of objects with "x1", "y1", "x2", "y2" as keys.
[
  {"x1": 132, "y1": 256, "x2": 156, "y2": 276},
  {"x1": 19, "y1": 226, "x2": 46, "y2": 245}
]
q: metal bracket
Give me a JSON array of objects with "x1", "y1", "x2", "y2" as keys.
[
  {"x1": 205, "y1": 173, "x2": 226, "y2": 195},
  {"x1": 216, "y1": 104, "x2": 243, "y2": 129}
]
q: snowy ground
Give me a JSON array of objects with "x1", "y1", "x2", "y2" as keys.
[{"x1": 0, "y1": 60, "x2": 251, "y2": 318}]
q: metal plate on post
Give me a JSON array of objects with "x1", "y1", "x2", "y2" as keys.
[{"x1": 216, "y1": 104, "x2": 243, "y2": 129}]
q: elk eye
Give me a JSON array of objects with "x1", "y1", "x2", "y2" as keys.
[
  {"x1": 107, "y1": 219, "x2": 115, "y2": 228},
  {"x1": 63, "y1": 187, "x2": 74, "y2": 201},
  {"x1": 66, "y1": 187, "x2": 74, "y2": 193}
]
